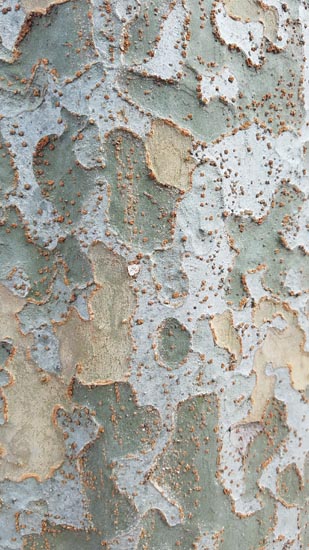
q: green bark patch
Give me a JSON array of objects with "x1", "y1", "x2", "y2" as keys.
[
  {"x1": 226, "y1": 185, "x2": 309, "y2": 305},
  {"x1": 23, "y1": 381, "x2": 162, "y2": 546},
  {"x1": 73, "y1": 381, "x2": 162, "y2": 460},
  {"x1": 23, "y1": 526, "x2": 102, "y2": 550},
  {"x1": 278, "y1": 463, "x2": 303, "y2": 506},
  {"x1": 104, "y1": 128, "x2": 179, "y2": 253},
  {"x1": 71, "y1": 381, "x2": 162, "y2": 540},
  {"x1": 33, "y1": 110, "x2": 97, "y2": 227},
  {"x1": 138, "y1": 394, "x2": 275, "y2": 550},
  {"x1": 123, "y1": 72, "x2": 236, "y2": 141},
  {"x1": 0, "y1": 135, "x2": 15, "y2": 202},
  {"x1": 125, "y1": 0, "x2": 171, "y2": 66},
  {"x1": 186, "y1": 0, "x2": 304, "y2": 134},
  {"x1": 17, "y1": 0, "x2": 96, "y2": 81},
  {"x1": 157, "y1": 317, "x2": 191, "y2": 367},
  {"x1": 0, "y1": 207, "x2": 54, "y2": 302}
]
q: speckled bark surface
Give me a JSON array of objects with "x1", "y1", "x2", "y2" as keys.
[{"x1": 0, "y1": 0, "x2": 308, "y2": 548}]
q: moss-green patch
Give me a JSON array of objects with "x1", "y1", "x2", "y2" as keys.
[
  {"x1": 57, "y1": 235, "x2": 92, "y2": 288},
  {"x1": 22, "y1": 526, "x2": 102, "y2": 550},
  {"x1": 0, "y1": 207, "x2": 54, "y2": 302},
  {"x1": 157, "y1": 317, "x2": 191, "y2": 367},
  {"x1": 17, "y1": 0, "x2": 96, "y2": 80},
  {"x1": 79, "y1": 435, "x2": 137, "y2": 540},
  {"x1": 123, "y1": 72, "x2": 236, "y2": 141},
  {"x1": 300, "y1": 455, "x2": 309, "y2": 548},
  {"x1": 0, "y1": 0, "x2": 96, "y2": 121},
  {"x1": 33, "y1": 109, "x2": 97, "y2": 227},
  {"x1": 138, "y1": 394, "x2": 275, "y2": 549},
  {"x1": 278, "y1": 463, "x2": 302, "y2": 506},
  {"x1": 73, "y1": 381, "x2": 162, "y2": 540},
  {"x1": 73, "y1": 381, "x2": 162, "y2": 460},
  {"x1": 0, "y1": 340, "x2": 12, "y2": 365}
]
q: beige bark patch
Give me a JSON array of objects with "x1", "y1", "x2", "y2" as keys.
[
  {"x1": 57, "y1": 243, "x2": 136, "y2": 385},
  {"x1": 21, "y1": 0, "x2": 68, "y2": 14},
  {"x1": 145, "y1": 119, "x2": 196, "y2": 192},
  {"x1": 0, "y1": 350, "x2": 68, "y2": 481},
  {"x1": 247, "y1": 299, "x2": 309, "y2": 422},
  {"x1": 0, "y1": 284, "x2": 70, "y2": 481},
  {"x1": 210, "y1": 309, "x2": 241, "y2": 358},
  {"x1": 0, "y1": 284, "x2": 25, "y2": 342},
  {"x1": 224, "y1": 0, "x2": 278, "y2": 43}
]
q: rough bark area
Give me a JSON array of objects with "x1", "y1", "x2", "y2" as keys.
[{"x1": 0, "y1": 0, "x2": 308, "y2": 548}]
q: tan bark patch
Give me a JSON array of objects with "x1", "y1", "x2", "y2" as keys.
[
  {"x1": 21, "y1": 0, "x2": 68, "y2": 15},
  {"x1": 0, "y1": 284, "x2": 70, "y2": 481},
  {"x1": 0, "y1": 285, "x2": 25, "y2": 342},
  {"x1": 210, "y1": 309, "x2": 241, "y2": 358},
  {"x1": 57, "y1": 243, "x2": 136, "y2": 385},
  {"x1": 0, "y1": 350, "x2": 68, "y2": 481},
  {"x1": 224, "y1": 0, "x2": 278, "y2": 43},
  {"x1": 145, "y1": 119, "x2": 196, "y2": 192},
  {"x1": 247, "y1": 299, "x2": 309, "y2": 422}
]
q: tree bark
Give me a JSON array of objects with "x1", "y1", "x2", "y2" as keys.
[{"x1": 0, "y1": 0, "x2": 308, "y2": 548}]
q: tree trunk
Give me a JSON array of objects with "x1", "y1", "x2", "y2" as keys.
[{"x1": 0, "y1": 0, "x2": 308, "y2": 548}]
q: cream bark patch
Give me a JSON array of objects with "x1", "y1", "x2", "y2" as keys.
[
  {"x1": 145, "y1": 119, "x2": 196, "y2": 192},
  {"x1": 0, "y1": 349, "x2": 68, "y2": 481},
  {"x1": 246, "y1": 299, "x2": 309, "y2": 422},
  {"x1": 0, "y1": 284, "x2": 70, "y2": 481},
  {"x1": 210, "y1": 309, "x2": 241, "y2": 359},
  {"x1": 21, "y1": 0, "x2": 68, "y2": 14},
  {"x1": 224, "y1": 0, "x2": 278, "y2": 43},
  {"x1": 57, "y1": 243, "x2": 136, "y2": 385}
]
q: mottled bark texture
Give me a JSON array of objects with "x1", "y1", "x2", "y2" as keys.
[{"x1": 0, "y1": 0, "x2": 308, "y2": 548}]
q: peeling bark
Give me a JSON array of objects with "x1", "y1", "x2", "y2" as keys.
[{"x1": 0, "y1": 0, "x2": 308, "y2": 548}]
